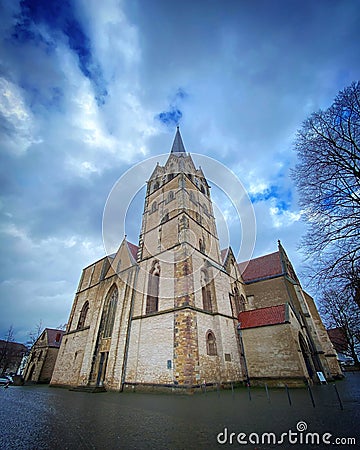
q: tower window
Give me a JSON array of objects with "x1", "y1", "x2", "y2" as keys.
[
  {"x1": 201, "y1": 269, "x2": 212, "y2": 312},
  {"x1": 151, "y1": 201, "x2": 157, "y2": 213},
  {"x1": 206, "y1": 331, "x2": 217, "y2": 356},
  {"x1": 167, "y1": 191, "x2": 174, "y2": 202},
  {"x1": 146, "y1": 261, "x2": 160, "y2": 314}
]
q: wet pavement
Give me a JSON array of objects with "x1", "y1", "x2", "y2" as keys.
[{"x1": 0, "y1": 372, "x2": 359, "y2": 449}]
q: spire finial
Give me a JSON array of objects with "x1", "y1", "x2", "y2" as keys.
[{"x1": 170, "y1": 126, "x2": 186, "y2": 154}]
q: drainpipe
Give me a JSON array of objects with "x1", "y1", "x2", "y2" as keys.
[
  {"x1": 120, "y1": 265, "x2": 139, "y2": 391},
  {"x1": 237, "y1": 323, "x2": 250, "y2": 386}
]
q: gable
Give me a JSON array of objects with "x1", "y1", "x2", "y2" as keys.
[{"x1": 107, "y1": 239, "x2": 139, "y2": 277}]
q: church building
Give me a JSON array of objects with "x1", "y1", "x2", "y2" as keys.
[{"x1": 50, "y1": 129, "x2": 342, "y2": 391}]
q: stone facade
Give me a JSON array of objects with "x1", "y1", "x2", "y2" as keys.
[{"x1": 50, "y1": 129, "x2": 342, "y2": 391}]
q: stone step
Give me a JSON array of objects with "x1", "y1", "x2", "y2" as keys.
[{"x1": 69, "y1": 385, "x2": 106, "y2": 393}]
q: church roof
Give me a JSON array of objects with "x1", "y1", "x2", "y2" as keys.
[
  {"x1": 40, "y1": 328, "x2": 65, "y2": 348},
  {"x1": 238, "y1": 304, "x2": 287, "y2": 329},
  {"x1": 170, "y1": 126, "x2": 186, "y2": 154},
  {"x1": 126, "y1": 241, "x2": 139, "y2": 262},
  {"x1": 238, "y1": 251, "x2": 283, "y2": 283}
]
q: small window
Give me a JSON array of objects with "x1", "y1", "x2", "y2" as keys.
[
  {"x1": 151, "y1": 201, "x2": 157, "y2": 213},
  {"x1": 224, "y1": 353, "x2": 231, "y2": 362},
  {"x1": 116, "y1": 259, "x2": 122, "y2": 273},
  {"x1": 167, "y1": 191, "x2": 174, "y2": 202},
  {"x1": 55, "y1": 333, "x2": 61, "y2": 342},
  {"x1": 206, "y1": 331, "x2": 217, "y2": 356}
]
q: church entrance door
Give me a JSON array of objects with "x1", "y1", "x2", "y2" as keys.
[{"x1": 96, "y1": 352, "x2": 108, "y2": 386}]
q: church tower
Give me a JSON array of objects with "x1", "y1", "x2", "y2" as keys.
[{"x1": 124, "y1": 128, "x2": 244, "y2": 387}]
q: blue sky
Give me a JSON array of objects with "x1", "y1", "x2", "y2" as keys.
[{"x1": 1, "y1": 0, "x2": 360, "y2": 343}]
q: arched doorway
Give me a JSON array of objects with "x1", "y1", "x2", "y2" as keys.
[{"x1": 27, "y1": 364, "x2": 36, "y2": 382}]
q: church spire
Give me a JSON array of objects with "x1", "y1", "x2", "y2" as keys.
[{"x1": 170, "y1": 126, "x2": 186, "y2": 154}]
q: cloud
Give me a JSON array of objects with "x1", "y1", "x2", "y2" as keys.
[{"x1": 155, "y1": 88, "x2": 188, "y2": 128}]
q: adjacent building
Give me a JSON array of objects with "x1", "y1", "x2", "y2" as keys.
[
  {"x1": 0, "y1": 340, "x2": 28, "y2": 376},
  {"x1": 24, "y1": 328, "x2": 65, "y2": 383},
  {"x1": 50, "y1": 129, "x2": 342, "y2": 391}
]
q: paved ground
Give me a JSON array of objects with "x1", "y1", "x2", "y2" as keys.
[{"x1": 0, "y1": 372, "x2": 359, "y2": 449}]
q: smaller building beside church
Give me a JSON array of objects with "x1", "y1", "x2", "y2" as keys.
[{"x1": 24, "y1": 328, "x2": 65, "y2": 383}]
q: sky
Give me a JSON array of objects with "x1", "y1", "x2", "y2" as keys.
[{"x1": 1, "y1": 0, "x2": 359, "y2": 344}]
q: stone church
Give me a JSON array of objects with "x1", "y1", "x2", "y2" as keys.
[{"x1": 50, "y1": 128, "x2": 342, "y2": 391}]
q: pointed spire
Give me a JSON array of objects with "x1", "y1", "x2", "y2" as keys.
[{"x1": 170, "y1": 126, "x2": 186, "y2": 154}]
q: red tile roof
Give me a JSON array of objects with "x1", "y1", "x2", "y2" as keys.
[
  {"x1": 238, "y1": 251, "x2": 283, "y2": 283},
  {"x1": 238, "y1": 304, "x2": 287, "y2": 329},
  {"x1": 127, "y1": 241, "x2": 139, "y2": 262},
  {"x1": 45, "y1": 329, "x2": 65, "y2": 348}
]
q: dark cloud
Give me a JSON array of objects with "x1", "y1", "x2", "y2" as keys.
[{"x1": 11, "y1": 0, "x2": 107, "y2": 104}]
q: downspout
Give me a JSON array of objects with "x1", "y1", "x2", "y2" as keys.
[
  {"x1": 120, "y1": 265, "x2": 139, "y2": 391},
  {"x1": 237, "y1": 323, "x2": 250, "y2": 386}
]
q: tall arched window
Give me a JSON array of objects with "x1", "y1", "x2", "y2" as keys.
[
  {"x1": 233, "y1": 288, "x2": 246, "y2": 315},
  {"x1": 77, "y1": 301, "x2": 89, "y2": 329},
  {"x1": 146, "y1": 261, "x2": 160, "y2": 314},
  {"x1": 102, "y1": 286, "x2": 118, "y2": 338},
  {"x1": 201, "y1": 269, "x2": 212, "y2": 312},
  {"x1": 168, "y1": 191, "x2": 174, "y2": 202},
  {"x1": 206, "y1": 331, "x2": 217, "y2": 356}
]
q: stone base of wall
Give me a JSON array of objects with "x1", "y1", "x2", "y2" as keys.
[
  {"x1": 248, "y1": 376, "x2": 308, "y2": 388},
  {"x1": 122, "y1": 380, "x2": 244, "y2": 394}
]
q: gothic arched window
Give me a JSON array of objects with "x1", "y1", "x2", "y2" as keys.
[
  {"x1": 201, "y1": 269, "x2": 212, "y2": 312},
  {"x1": 77, "y1": 301, "x2": 89, "y2": 329},
  {"x1": 206, "y1": 331, "x2": 217, "y2": 356},
  {"x1": 146, "y1": 261, "x2": 160, "y2": 314},
  {"x1": 102, "y1": 286, "x2": 118, "y2": 338}
]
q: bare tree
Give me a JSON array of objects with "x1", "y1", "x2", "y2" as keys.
[
  {"x1": 292, "y1": 81, "x2": 360, "y2": 292},
  {"x1": 27, "y1": 320, "x2": 43, "y2": 349},
  {"x1": 319, "y1": 289, "x2": 360, "y2": 366},
  {"x1": 56, "y1": 323, "x2": 67, "y2": 331},
  {"x1": 0, "y1": 325, "x2": 15, "y2": 375}
]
